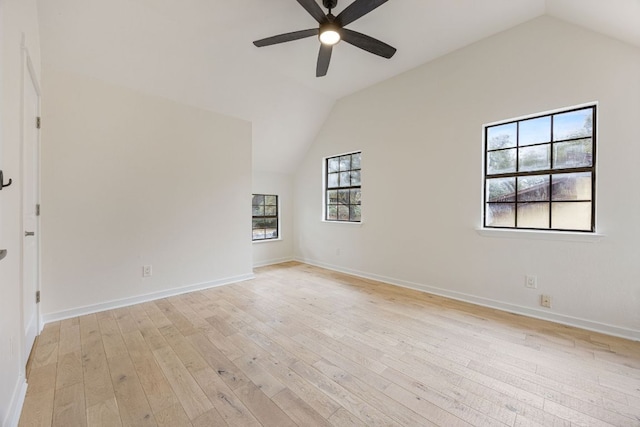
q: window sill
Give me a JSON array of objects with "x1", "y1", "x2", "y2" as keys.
[
  {"x1": 252, "y1": 238, "x2": 282, "y2": 244},
  {"x1": 322, "y1": 220, "x2": 363, "y2": 227},
  {"x1": 475, "y1": 228, "x2": 604, "y2": 242}
]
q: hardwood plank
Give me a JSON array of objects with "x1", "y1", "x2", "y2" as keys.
[
  {"x1": 257, "y1": 354, "x2": 342, "y2": 419},
  {"x1": 468, "y1": 358, "x2": 637, "y2": 425},
  {"x1": 81, "y1": 350, "x2": 115, "y2": 409},
  {"x1": 237, "y1": 318, "x2": 323, "y2": 366},
  {"x1": 201, "y1": 327, "x2": 244, "y2": 361},
  {"x1": 80, "y1": 315, "x2": 116, "y2": 409},
  {"x1": 38, "y1": 322, "x2": 61, "y2": 347},
  {"x1": 18, "y1": 388, "x2": 54, "y2": 427},
  {"x1": 272, "y1": 388, "x2": 332, "y2": 427},
  {"x1": 233, "y1": 382, "x2": 297, "y2": 427},
  {"x1": 25, "y1": 363, "x2": 57, "y2": 396},
  {"x1": 542, "y1": 399, "x2": 615, "y2": 426},
  {"x1": 107, "y1": 353, "x2": 157, "y2": 426},
  {"x1": 128, "y1": 303, "x2": 153, "y2": 331},
  {"x1": 52, "y1": 383, "x2": 87, "y2": 427},
  {"x1": 79, "y1": 314, "x2": 101, "y2": 345},
  {"x1": 328, "y1": 407, "x2": 369, "y2": 427},
  {"x1": 231, "y1": 354, "x2": 286, "y2": 397},
  {"x1": 86, "y1": 397, "x2": 123, "y2": 427},
  {"x1": 136, "y1": 316, "x2": 169, "y2": 351},
  {"x1": 155, "y1": 299, "x2": 197, "y2": 336},
  {"x1": 312, "y1": 357, "x2": 443, "y2": 427},
  {"x1": 158, "y1": 325, "x2": 209, "y2": 373},
  {"x1": 190, "y1": 366, "x2": 261, "y2": 426},
  {"x1": 378, "y1": 357, "x2": 517, "y2": 425},
  {"x1": 154, "y1": 403, "x2": 193, "y2": 427},
  {"x1": 58, "y1": 324, "x2": 81, "y2": 355},
  {"x1": 31, "y1": 342, "x2": 58, "y2": 369},
  {"x1": 152, "y1": 345, "x2": 213, "y2": 421},
  {"x1": 113, "y1": 307, "x2": 140, "y2": 335},
  {"x1": 55, "y1": 350, "x2": 83, "y2": 390},
  {"x1": 290, "y1": 359, "x2": 403, "y2": 427},
  {"x1": 191, "y1": 408, "x2": 227, "y2": 427},
  {"x1": 121, "y1": 330, "x2": 181, "y2": 414},
  {"x1": 60, "y1": 317, "x2": 80, "y2": 330},
  {"x1": 205, "y1": 313, "x2": 238, "y2": 337},
  {"x1": 186, "y1": 332, "x2": 252, "y2": 390},
  {"x1": 384, "y1": 381, "x2": 499, "y2": 427},
  {"x1": 142, "y1": 301, "x2": 173, "y2": 330},
  {"x1": 170, "y1": 296, "x2": 211, "y2": 332},
  {"x1": 99, "y1": 312, "x2": 129, "y2": 359}
]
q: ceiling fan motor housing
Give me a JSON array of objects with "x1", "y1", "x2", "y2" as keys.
[{"x1": 323, "y1": 0, "x2": 338, "y2": 10}]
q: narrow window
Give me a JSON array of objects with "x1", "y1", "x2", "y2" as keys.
[
  {"x1": 484, "y1": 105, "x2": 596, "y2": 232},
  {"x1": 252, "y1": 194, "x2": 279, "y2": 241},
  {"x1": 325, "y1": 152, "x2": 361, "y2": 222}
]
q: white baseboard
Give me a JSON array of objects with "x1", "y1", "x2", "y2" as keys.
[
  {"x1": 41, "y1": 273, "x2": 255, "y2": 324},
  {"x1": 3, "y1": 376, "x2": 27, "y2": 427},
  {"x1": 295, "y1": 257, "x2": 640, "y2": 342},
  {"x1": 253, "y1": 257, "x2": 294, "y2": 268}
]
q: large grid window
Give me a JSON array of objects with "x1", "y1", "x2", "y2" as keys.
[
  {"x1": 252, "y1": 194, "x2": 278, "y2": 241},
  {"x1": 325, "y1": 152, "x2": 361, "y2": 222},
  {"x1": 484, "y1": 105, "x2": 596, "y2": 232}
]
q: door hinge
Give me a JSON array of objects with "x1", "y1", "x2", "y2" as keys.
[
  {"x1": 36, "y1": 117, "x2": 41, "y2": 129},
  {"x1": 36, "y1": 204, "x2": 40, "y2": 216},
  {"x1": 36, "y1": 291, "x2": 40, "y2": 304}
]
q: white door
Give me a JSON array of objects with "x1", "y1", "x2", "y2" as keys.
[{"x1": 22, "y1": 57, "x2": 40, "y2": 362}]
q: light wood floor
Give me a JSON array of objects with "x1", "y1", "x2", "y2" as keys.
[{"x1": 19, "y1": 262, "x2": 640, "y2": 426}]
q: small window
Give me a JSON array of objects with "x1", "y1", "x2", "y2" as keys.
[
  {"x1": 325, "y1": 152, "x2": 361, "y2": 222},
  {"x1": 252, "y1": 194, "x2": 279, "y2": 241},
  {"x1": 484, "y1": 105, "x2": 596, "y2": 232}
]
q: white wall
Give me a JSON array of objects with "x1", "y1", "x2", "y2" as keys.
[
  {"x1": 294, "y1": 16, "x2": 640, "y2": 340},
  {"x1": 0, "y1": 0, "x2": 41, "y2": 424},
  {"x1": 40, "y1": 68, "x2": 253, "y2": 319},
  {"x1": 252, "y1": 171, "x2": 294, "y2": 267}
]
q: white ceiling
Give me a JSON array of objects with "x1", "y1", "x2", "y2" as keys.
[{"x1": 36, "y1": 0, "x2": 640, "y2": 173}]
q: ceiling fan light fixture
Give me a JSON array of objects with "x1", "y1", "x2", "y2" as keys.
[{"x1": 319, "y1": 26, "x2": 341, "y2": 45}]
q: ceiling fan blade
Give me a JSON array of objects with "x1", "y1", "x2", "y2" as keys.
[
  {"x1": 253, "y1": 29, "x2": 319, "y2": 47},
  {"x1": 297, "y1": 0, "x2": 327, "y2": 24},
  {"x1": 336, "y1": 0, "x2": 388, "y2": 27},
  {"x1": 316, "y1": 44, "x2": 333, "y2": 77},
  {"x1": 341, "y1": 28, "x2": 396, "y2": 58}
]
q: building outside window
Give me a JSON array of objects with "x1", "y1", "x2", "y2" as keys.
[
  {"x1": 252, "y1": 194, "x2": 279, "y2": 240},
  {"x1": 484, "y1": 105, "x2": 596, "y2": 232},
  {"x1": 325, "y1": 151, "x2": 361, "y2": 222}
]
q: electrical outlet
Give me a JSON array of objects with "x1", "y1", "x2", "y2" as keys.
[
  {"x1": 525, "y1": 275, "x2": 537, "y2": 289},
  {"x1": 143, "y1": 265, "x2": 152, "y2": 277},
  {"x1": 541, "y1": 294, "x2": 552, "y2": 308}
]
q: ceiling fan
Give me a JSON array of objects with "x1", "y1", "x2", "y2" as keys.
[{"x1": 253, "y1": 0, "x2": 396, "y2": 77}]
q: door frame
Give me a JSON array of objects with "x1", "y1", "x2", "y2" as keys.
[{"x1": 20, "y1": 38, "x2": 42, "y2": 369}]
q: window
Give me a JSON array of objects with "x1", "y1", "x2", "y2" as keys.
[
  {"x1": 252, "y1": 194, "x2": 278, "y2": 241},
  {"x1": 484, "y1": 105, "x2": 595, "y2": 232},
  {"x1": 325, "y1": 152, "x2": 361, "y2": 222}
]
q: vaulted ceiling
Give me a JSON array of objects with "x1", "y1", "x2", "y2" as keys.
[{"x1": 37, "y1": 0, "x2": 640, "y2": 173}]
